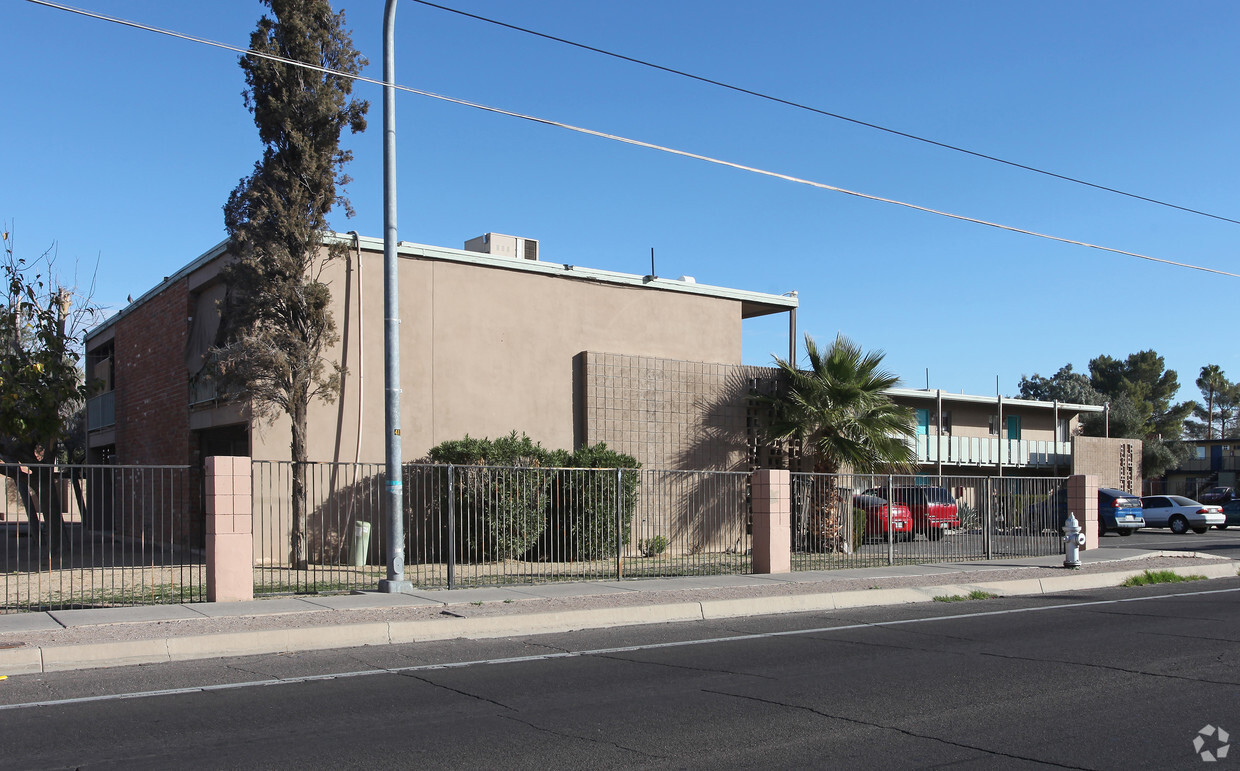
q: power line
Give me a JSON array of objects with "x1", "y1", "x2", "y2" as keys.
[
  {"x1": 22, "y1": 0, "x2": 1240, "y2": 279},
  {"x1": 407, "y1": 0, "x2": 1240, "y2": 228}
]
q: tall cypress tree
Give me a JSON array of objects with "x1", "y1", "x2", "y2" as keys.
[{"x1": 214, "y1": 0, "x2": 367, "y2": 569}]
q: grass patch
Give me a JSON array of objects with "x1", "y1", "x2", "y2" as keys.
[
  {"x1": 933, "y1": 590, "x2": 998, "y2": 602},
  {"x1": 1122, "y1": 569, "x2": 1206, "y2": 587}
]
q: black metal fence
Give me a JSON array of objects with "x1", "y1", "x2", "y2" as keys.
[
  {"x1": 0, "y1": 461, "x2": 1075, "y2": 612},
  {"x1": 0, "y1": 463, "x2": 200, "y2": 613},
  {"x1": 250, "y1": 462, "x2": 751, "y2": 592},
  {"x1": 789, "y1": 473, "x2": 1067, "y2": 570}
]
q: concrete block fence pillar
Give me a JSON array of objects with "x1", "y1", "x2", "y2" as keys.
[
  {"x1": 751, "y1": 468, "x2": 791, "y2": 574},
  {"x1": 1068, "y1": 474, "x2": 1099, "y2": 551},
  {"x1": 206, "y1": 455, "x2": 254, "y2": 602}
]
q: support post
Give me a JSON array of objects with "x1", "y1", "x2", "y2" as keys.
[
  {"x1": 206, "y1": 456, "x2": 253, "y2": 603},
  {"x1": 751, "y1": 469, "x2": 790, "y2": 574},
  {"x1": 1068, "y1": 474, "x2": 1099, "y2": 551},
  {"x1": 615, "y1": 468, "x2": 624, "y2": 579},
  {"x1": 379, "y1": 0, "x2": 411, "y2": 593}
]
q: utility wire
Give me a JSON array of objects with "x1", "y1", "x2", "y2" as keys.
[
  {"x1": 22, "y1": 0, "x2": 1240, "y2": 279},
  {"x1": 407, "y1": 0, "x2": 1240, "y2": 227}
]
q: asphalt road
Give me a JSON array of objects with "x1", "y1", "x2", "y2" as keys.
[
  {"x1": 1, "y1": 579, "x2": 1238, "y2": 770},
  {"x1": 1098, "y1": 525, "x2": 1240, "y2": 558}
]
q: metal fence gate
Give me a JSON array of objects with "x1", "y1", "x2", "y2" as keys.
[{"x1": 789, "y1": 473, "x2": 1067, "y2": 570}]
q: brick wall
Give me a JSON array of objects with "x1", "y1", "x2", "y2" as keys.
[
  {"x1": 110, "y1": 278, "x2": 198, "y2": 547},
  {"x1": 1072, "y1": 436, "x2": 1142, "y2": 492},
  {"x1": 113, "y1": 279, "x2": 192, "y2": 466}
]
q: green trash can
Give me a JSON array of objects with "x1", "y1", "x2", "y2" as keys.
[{"x1": 350, "y1": 521, "x2": 372, "y2": 567}]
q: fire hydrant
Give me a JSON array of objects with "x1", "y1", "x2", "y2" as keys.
[{"x1": 1063, "y1": 513, "x2": 1085, "y2": 569}]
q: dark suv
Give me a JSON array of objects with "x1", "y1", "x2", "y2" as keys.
[{"x1": 861, "y1": 485, "x2": 959, "y2": 540}]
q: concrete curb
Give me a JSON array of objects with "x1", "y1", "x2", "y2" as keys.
[{"x1": 2, "y1": 563, "x2": 1235, "y2": 675}]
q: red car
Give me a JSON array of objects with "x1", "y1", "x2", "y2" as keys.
[
  {"x1": 862, "y1": 485, "x2": 960, "y2": 540},
  {"x1": 853, "y1": 494, "x2": 913, "y2": 541}
]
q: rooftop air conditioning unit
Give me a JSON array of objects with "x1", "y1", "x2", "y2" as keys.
[{"x1": 464, "y1": 233, "x2": 539, "y2": 261}]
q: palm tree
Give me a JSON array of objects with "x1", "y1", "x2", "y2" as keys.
[
  {"x1": 762, "y1": 333, "x2": 916, "y2": 475},
  {"x1": 1197, "y1": 365, "x2": 1228, "y2": 440},
  {"x1": 758, "y1": 333, "x2": 916, "y2": 550}
]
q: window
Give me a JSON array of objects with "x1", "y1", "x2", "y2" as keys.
[
  {"x1": 989, "y1": 415, "x2": 999, "y2": 435},
  {"x1": 1195, "y1": 446, "x2": 1207, "y2": 460}
]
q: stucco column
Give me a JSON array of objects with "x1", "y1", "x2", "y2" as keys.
[
  {"x1": 1068, "y1": 474, "x2": 1099, "y2": 551},
  {"x1": 206, "y1": 455, "x2": 254, "y2": 602},
  {"x1": 752, "y1": 469, "x2": 791, "y2": 574}
]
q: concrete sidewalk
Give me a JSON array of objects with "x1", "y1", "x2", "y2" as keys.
[{"x1": 0, "y1": 548, "x2": 1235, "y2": 675}]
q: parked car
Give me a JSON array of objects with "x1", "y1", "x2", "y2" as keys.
[
  {"x1": 1139, "y1": 495, "x2": 1223, "y2": 534},
  {"x1": 852, "y1": 494, "x2": 913, "y2": 541},
  {"x1": 860, "y1": 485, "x2": 959, "y2": 540},
  {"x1": 1025, "y1": 487, "x2": 1144, "y2": 535},
  {"x1": 1199, "y1": 486, "x2": 1237, "y2": 505},
  {"x1": 1097, "y1": 488, "x2": 1144, "y2": 535},
  {"x1": 1219, "y1": 499, "x2": 1240, "y2": 529}
]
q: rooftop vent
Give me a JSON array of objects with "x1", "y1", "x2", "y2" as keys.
[{"x1": 464, "y1": 233, "x2": 539, "y2": 261}]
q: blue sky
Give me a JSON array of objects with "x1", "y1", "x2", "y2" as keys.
[{"x1": 4, "y1": 1, "x2": 1238, "y2": 402}]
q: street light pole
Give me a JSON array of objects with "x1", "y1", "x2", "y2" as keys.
[{"x1": 378, "y1": 0, "x2": 411, "y2": 593}]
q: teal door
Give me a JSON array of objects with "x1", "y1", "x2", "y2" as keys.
[
  {"x1": 916, "y1": 409, "x2": 930, "y2": 436},
  {"x1": 1006, "y1": 415, "x2": 1021, "y2": 440}
]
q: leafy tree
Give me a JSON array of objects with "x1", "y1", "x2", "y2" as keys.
[
  {"x1": 757, "y1": 334, "x2": 915, "y2": 552},
  {"x1": 1088, "y1": 351, "x2": 1191, "y2": 440},
  {"x1": 1017, "y1": 364, "x2": 1104, "y2": 406},
  {"x1": 212, "y1": 0, "x2": 367, "y2": 569},
  {"x1": 1085, "y1": 351, "x2": 1192, "y2": 478},
  {"x1": 0, "y1": 229, "x2": 100, "y2": 553},
  {"x1": 1019, "y1": 351, "x2": 1194, "y2": 479}
]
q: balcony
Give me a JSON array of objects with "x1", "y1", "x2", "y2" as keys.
[
  {"x1": 1173, "y1": 456, "x2": 1240, "y2": 474},
  {"x1": 913, "y1": 435, "x2": 1071, "y2": 469},
  {"x1": 86, "y1": 391, "x2": 115, "y2": 431}
]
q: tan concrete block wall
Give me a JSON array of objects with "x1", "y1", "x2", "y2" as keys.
[
  {"x1": 581, "y1": 352, "x2": 775, "y2": 471},
  {"x1": 1072, "y1": 436, "x2": 1142, "y2": 492}
]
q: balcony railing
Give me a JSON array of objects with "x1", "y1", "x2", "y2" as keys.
[
  {"x1": 190, "y1": 376, "x2": 218, "y2": 406},
  {"x1": 912, "y1": 436, "x2": 1071, "y2": 469},
  {"x1": 86, "y1": 391, "x2": 115, "y2": 430},
  {"x1": 1173, "y1": 456, "x2": 1240, "y2": 474}
]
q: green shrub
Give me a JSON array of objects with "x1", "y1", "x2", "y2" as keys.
[
  {"x1": 545, "y1": 443, "x2": 641, "y2": 561},
  {"x1": 851, "y1": 507, "x2": 867, "y2": 545},
  {"x1": 427, "y1": 432, "x2": 556, "y2": 561},
  {"x1": 419, "y1": 434, "x2": 641, "y2": 563},
  {"x1": 957, "y1": 501, "x2": 979, "y2": 530},
  {"x1": 1121, "y1": 569, "x2": 1206, "y2": 587},
  {"x1": 638, "y1": 535, "x2": 668, "y2": 557},
  {"x1": 934, "y1": 590, "x2": 998, "y2": 602}
]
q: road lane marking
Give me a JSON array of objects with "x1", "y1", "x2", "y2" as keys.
[{"x1": 2, "y1": 584, "x2": 1237, "y2": 711}]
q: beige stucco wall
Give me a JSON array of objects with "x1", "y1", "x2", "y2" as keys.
[{"x1": 245, "y1": 246, "x2": 744, "y2": 463}]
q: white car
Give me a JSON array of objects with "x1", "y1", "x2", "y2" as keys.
[{"x1": 1139, "y1": 495, "x2": 1224, "y2": 534}]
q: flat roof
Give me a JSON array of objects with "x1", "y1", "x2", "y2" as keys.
[
  {"x1": 360, "y1": 235, "x2": 797, "y2": 319},
  {"x1": 86, "y1": 232, "x2": 797, "y2": 341},
  {"x1": 887, "y1": 387, "x2": 1106, "y2": 413}
]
